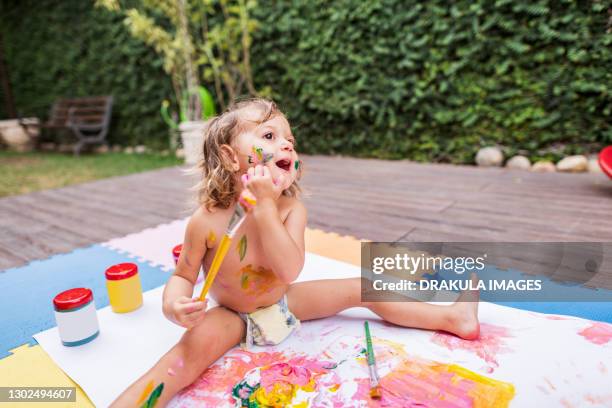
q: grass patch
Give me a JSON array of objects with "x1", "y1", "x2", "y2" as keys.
[{"x1": 0, "y1": 151, "x2": 182, "y2": 197}]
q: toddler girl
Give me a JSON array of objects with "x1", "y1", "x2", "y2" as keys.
[{"x1": 111, "y1": 98, "x2": 479, "y2": 407}]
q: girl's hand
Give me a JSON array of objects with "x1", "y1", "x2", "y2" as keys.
[
  {"x1": 243, "y1": 165, "x2": 285, "y2": 202},
  {"x1": 170, "y1": 296, "x2": 207, "y2": 329}
]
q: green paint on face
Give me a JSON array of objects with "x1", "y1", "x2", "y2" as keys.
[
  {"x1": 294, "y1": 160, "x2": 300, "y2": 170},
  {"x1": 238, "y1": 235, "x2": 247, "y2": 261}
]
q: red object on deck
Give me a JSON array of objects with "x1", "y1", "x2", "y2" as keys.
[{"x1": 599, "y1": 146, "x2": 612, "y2": 179}]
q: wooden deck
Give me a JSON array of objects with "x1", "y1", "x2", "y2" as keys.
[{"x1": 1, "y1": 154, "x2": 611, "y2": 271}]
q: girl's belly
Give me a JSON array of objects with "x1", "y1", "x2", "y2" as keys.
[{"x1": 208, "y1": 264, "x2": 289, "y2": 313}]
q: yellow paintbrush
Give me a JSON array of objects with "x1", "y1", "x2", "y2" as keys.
[{"x1": 198, "y1": 189, "x2": 256, "y2": 300}]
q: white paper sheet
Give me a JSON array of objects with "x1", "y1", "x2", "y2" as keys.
[{"x1": 34, "y1": 253, "x2": 612, "y2": 407}]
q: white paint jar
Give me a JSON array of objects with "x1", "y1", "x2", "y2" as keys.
[{"x1": 53, "y1": 287, "x2": 100, "y2": 346}]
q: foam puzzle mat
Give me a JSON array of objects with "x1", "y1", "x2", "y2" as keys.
[{"x1": 1, "y1": 218, "x2": 611, "y2": 407}]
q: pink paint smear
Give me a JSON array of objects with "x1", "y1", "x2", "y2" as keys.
[
  {"x1": 170, "y1": 337, "x2": 515, "y2": 407},
  {"x1": 578, "y1": 322, "x2": 612, "y2": 345},
  {"x1": 431, "y1": 323, "x2": 513, "y2": 372}
]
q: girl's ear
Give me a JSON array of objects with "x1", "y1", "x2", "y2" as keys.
[{"x1": 220, "y1": 144, "x2": 240, "y2": 172}]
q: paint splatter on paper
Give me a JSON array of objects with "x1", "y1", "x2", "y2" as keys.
[
  {"x1": 238, "y1": 235, "x2": 247, "y2": 261},
  {"x1": 431, "y1": 323, "x2": 513, "y2": 372},
  {"x1": 173, "y1": 336, "x2": 515, "y2": 407},
  {"x1": 578, "y1": 322, "x2": 612, "y2": 345}
]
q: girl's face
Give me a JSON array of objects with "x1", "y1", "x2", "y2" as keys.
[{"x1": 233, "y1": 111, "x2": 299, "y2": 190}]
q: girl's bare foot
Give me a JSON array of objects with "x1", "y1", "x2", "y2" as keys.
[{"x1": 449, "y1": 273, "x2": 480, "y2": 339}]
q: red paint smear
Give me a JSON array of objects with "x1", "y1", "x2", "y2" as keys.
[
  {"x1": 431, "y1": 323, "x2": 512, "y2": 371},
  {"x1": 578, "y1": 322, "x2": 612, "y2": 345}
]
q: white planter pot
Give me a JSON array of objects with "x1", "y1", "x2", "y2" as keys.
[
  {"x1": 0, "y1": 118, "x2": 40, "y2": 152},
  {"x1": 179, "y1": 121, "x2": 206, "y2": 165}
]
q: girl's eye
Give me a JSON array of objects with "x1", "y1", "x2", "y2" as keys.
[{"x1": 263, "y1": 132, "x2": 273, "y2": 140}]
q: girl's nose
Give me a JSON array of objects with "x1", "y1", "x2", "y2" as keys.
[{"x1": 280, "y1": 139, "x2": 293, "y2": 152}]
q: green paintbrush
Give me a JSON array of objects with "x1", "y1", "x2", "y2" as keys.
[{"x1": 364, "y1": 321, "x2": 382, "y2": 399}]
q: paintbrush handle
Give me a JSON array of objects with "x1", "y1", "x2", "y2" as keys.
[
  {"x1": 365, "y1": 321, "x2": 376, "y2": 366},
  {"x1": 198, "y1": 234, "x2": 232, "y2": 300}
]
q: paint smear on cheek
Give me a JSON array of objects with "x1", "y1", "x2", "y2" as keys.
[
  {"x1": 431, "y1": 323, "x2": 512, "y2": 372},
  {"x1": 578, "y1": 322, "x2": 612, "y2": 345}
]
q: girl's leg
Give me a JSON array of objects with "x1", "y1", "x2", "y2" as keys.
[
  {"x1": 286, "y1": 277, "x2": 479, "y2": 339},
  {"x1": 110, "y1": 306, "x2": 245, "y2": 408}
]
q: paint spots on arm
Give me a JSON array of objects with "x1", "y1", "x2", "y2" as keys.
[
  {"x1": 137, "y1": 381, "x2": 164, "y2": 408},
  {"x1": 238, "y1": 235, "x2": 248, "y2": 261},
  {"x1": 207, "y1": 230, "x2": 217, "y2": 247}
]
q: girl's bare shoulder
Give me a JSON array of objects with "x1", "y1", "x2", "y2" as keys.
[{"x1": 187, "y1": 204, "x2": 230, "y2": 237}]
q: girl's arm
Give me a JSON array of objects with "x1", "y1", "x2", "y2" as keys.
[
  {"x1": 252, "y1": 197, "x2": 307, "y2": 284},
  {"x1": 162, "y1": 211, "x2": 209, "y2": 327}
]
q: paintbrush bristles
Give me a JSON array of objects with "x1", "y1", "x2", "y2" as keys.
[{"x1": 369, "y1": 385, "x2": 382, "y2": 399}]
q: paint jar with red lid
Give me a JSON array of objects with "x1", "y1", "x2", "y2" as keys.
[
  {"x1": 53, "y1": 288, "x2": 100, "y2": 347},
  {"x1": 172, "y1": 244, "x2": 182, "y2": 265},
  {"x1": 105, "y1": 262, "x2": 143, "y2": 313}
]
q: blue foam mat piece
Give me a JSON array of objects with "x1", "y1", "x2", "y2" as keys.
[
  {"x1": 0, "y1": 245, "x2": 170, "y2": 358},
  {"x1": 496, "y1": 302, "x2": 612, "y2": 323}
]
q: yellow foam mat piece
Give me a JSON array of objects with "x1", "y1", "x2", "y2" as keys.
[
  {"x1": 305, "y1": 227, "x2": 365, "y2": 266},
  {"x1": 0, "y1": 227, "x2": 361, "y2": 407},
  {"x1": 0, "y1": 343, "x2": 93, "y2": 407}
]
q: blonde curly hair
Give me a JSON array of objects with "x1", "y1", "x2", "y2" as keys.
[{"x1": 192, "y1": 98, "x2": 301, "y2": 210}]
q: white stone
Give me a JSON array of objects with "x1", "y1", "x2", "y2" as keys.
[
  {"x1": 134, "y1": 145, "x2": 147, "y2": 154},
  {"x1": 0, "y1": 118, "x2": 39, "y2": 152},
  {"x1": 531, "y1": 161, "x2": 556, "y2": 173},
  {"x1": 175, "y1": 148, "x2": 185, "y2": 159},
  {"x1": 124, "y1": 146, "x2": 134, "y2": 154},
  {"x1": 556, "y1": 155, "x2": 588, "y2": 172},
  {"x1": 476, "y1": 146, "x2": 504, "y2": 167},
  {"x1": 506, "y1": 155, "x2": 531, "y2": 170},
  {"x1": 111, "y1": 145, "x2": 122, "y2": 153},
  {"x1": 587, "y1": 157, "x2": 602, "y2": 173}
]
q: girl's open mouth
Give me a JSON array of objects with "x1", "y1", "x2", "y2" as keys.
[{"x1": 275, "y1": 159, "x2": 292, "y2": 172}]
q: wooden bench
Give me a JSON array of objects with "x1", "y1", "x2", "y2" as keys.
[{"x1": 29, "y1": 96, "x2": 114, "y2": 155}]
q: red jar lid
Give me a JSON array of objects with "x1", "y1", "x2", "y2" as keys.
[
  {"x1": 105, "y1": 262, "x2": 138, "y2": 281},
  {"x1": 172, "y1": 244, "x2": 182, "y2": 258},
  {"x1": 53, "y1": 288, "x2": 93, "y2": 311}
]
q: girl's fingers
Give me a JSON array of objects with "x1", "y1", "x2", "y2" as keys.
[
  {"x1": 247, "y1": 167, "x2": 255, "y2": 178},
  {"x1": 241, "y1": 173, "x2": 249, "y2": 188},
  {"x1": 183, "y1": 301, "x2": 206, "y2": 315},
  {"x1": 262, "y1": 166, "x2": 271, "y2": 178}
]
